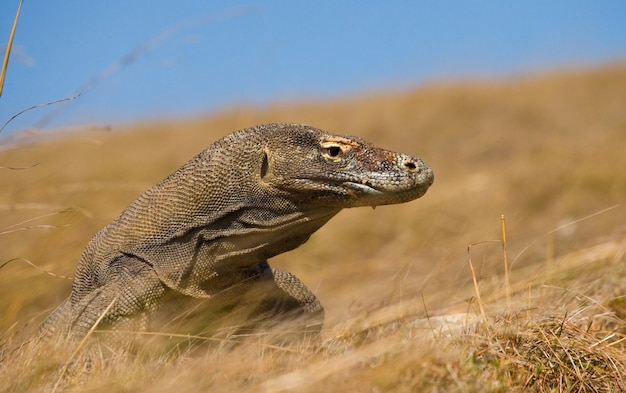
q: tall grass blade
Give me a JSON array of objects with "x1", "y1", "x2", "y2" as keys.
[{"x1": 0, "y1": 0, "x2": 23, "y2": 98}]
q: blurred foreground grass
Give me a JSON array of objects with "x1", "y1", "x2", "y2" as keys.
[{"x1": 1, "y1": 64, "x2": 625, "y2": 392}]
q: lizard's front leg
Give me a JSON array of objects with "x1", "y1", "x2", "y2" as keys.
[
  {"x1": 68, "y1": 255, "x2": 167, "y2": 338},
  {"x1": 239, "y1": 261, "x2": 324, "y2": 338}
]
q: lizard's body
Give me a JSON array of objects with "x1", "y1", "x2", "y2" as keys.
[{"x1": 41, "y1": 123, "x2": 434, "y2": 338}]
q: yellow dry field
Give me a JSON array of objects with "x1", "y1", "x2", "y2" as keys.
[{"x1": 1, "y1": 64, "x2": 625, "y2": 392}]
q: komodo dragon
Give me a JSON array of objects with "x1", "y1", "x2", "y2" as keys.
[{"x1": 40, "y1": 123, "x2": 434, "y2": 339}]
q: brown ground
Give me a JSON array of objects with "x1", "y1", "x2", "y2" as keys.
[{"x1": 1, "y1": 64, "x2": 625, "y2": 392}]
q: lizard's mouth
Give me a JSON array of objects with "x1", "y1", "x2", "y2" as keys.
[
  {"x1": 343, "y1": 181, "x2": 384, "y2": 196},
  {"x1": 343, "y1": 181, "x2": 431, "y2": 197},
  {"x1": 341, "y1": 172, "x2": 434, "y2": 206}
]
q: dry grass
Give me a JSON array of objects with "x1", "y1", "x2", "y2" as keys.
[
  {"x1": 1, "y1": 64, "x2": 625, "y2": 392},
  {"x1": 0, "y1": 0, "x2": 23, "y2": 98}
]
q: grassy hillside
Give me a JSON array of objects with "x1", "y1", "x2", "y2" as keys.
[{"x1": 1, "y1": 64, "x2": 625, "y2": 392}]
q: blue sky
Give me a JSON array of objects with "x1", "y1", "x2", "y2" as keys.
[{"x1": 1, "y1": 1, "x2": 625, "y2": 134}]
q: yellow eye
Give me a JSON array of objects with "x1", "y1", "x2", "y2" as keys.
[
  {"x1": 321, "y1": 142, "x2": 347, "y2": 161},
  {"x1": 320, "y1": 138, "x2": 356, "y2": 162}
]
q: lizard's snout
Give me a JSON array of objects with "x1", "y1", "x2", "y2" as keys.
[{"x1": 398, "y1": 154, "x2": 434, "y2": 187}]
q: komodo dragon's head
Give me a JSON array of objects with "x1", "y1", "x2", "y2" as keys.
[{"x1": 257, "y1": 123, "x2": 434, "y2": 208}]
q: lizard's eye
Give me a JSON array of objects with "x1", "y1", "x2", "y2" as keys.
[
  {"x1": 321, "y1": 141, "x2": 349, "y2": 162},
  {"x1": 327, "y1": 146, "x2": 341, "y2": 157}
]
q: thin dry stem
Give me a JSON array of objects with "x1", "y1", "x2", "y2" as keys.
[
  {"x1": 0, "y1": 95, "x2": 80, "y2": 133},
  {"x1": 501, "y1": 214, "x2": 511, "y2": 312},
  {"x1": 0, "y1": 207, "x2": 88, "y2": 235},
  {"x1": 467, "y1": 250, "x2": 490, "y2": 337},
  {"x1": 0, "y1": 0, "x2": 22, "y2": 98},
  {"x1": 0, "y1": 257, "x2": 73, "y2": 280}
]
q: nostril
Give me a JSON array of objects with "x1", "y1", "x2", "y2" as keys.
[
  {"x1": 402, "y1": 157, "x2": 419, "y2": 173},
  {"x1": 397, "y1": 155, "x2": 426, "y2": 173}
]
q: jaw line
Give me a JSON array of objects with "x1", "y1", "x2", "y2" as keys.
[
  {"x1": 343, "y1": 181, "x2": 384, "y2": 196},
  {"x1": 343, "y1": 181, "x2": 431, "y2": 200}
]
